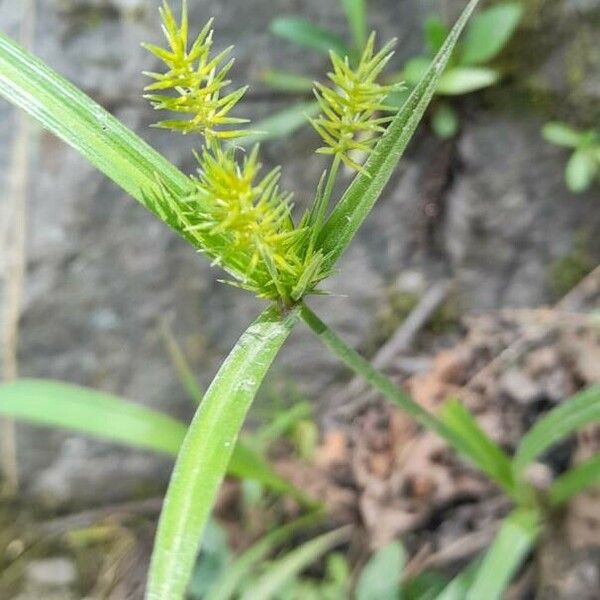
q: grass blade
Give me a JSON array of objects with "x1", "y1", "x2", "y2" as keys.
[
  {"x1": 205, "y1": 513, "x2": 324, "y2": 600},
  {"x1": 434, "y1": 560, "x2": 480, "y2": 600},
  {"x1": 0, "y1": 378, "x2": 187, "y2": 456},
  {"x1": 355, "y1": 542, "x2": 406, "y2": 600},
  {"x1": 340, "y1": 0, "x2": 367, "y2": 51},
  {"x1": 0, "y1": 32, "x2": 190, "y2": 212},
  {"x1": 466, "y1": 509, "x2": 539, "y2": 600},
  {"x1": 146, "y1": 306, "x2": 299, "y2": 600},
  {"x1": 270, "y1": 18, "x2": 350, "y2": 57},
  {"x1": 439, "y1": 398, "x2": 515, "y2": 494},
  {"x1": 159, "y1": 320, "x2": 316, "y2": 507},
  {"x1": 513, "y1": 385, "x2": 600, "y2": 474},
  {"x1": 548, "y1": 453, "x2": 600, "y2": 507},
  {"x1": 300, "y1": 304, "x2": 503, "y2": 470},
  {"x1": 0, "y1": 378, "x2": 311, "y2": 505},
  {"x1": 236, "y1": 101, "x2": 320, "y2": 147},
  {"x1": 240, "y1": 526, "x2": 351, "y2": 600},
  {"x1": 227, "y1": 442, "x2": 319, "y2": 509},
  {"x1": 317, "y1": 0, "x2": 480, "y2": 269}
]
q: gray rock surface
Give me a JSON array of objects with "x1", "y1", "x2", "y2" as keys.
[{"x1": 0, "y1": 0, "x2": 599, "y2": 504}]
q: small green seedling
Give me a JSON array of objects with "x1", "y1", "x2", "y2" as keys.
[
  {"x1": 399, "y1": 2, "x2": 523, "y2": 137},
  {"x1": 542, "y1": 122, "x2": 600, "y2": 193}
]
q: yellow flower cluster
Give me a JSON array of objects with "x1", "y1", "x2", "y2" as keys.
[
  {"x1": 143, "y1": 1, "x2": 248, "y2": 140},
  {"x1": 311, "y1": 33, "x2": 401, "y2": 172}
]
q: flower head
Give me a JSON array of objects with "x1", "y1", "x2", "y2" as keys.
[
  {"x1": 143, "y1": 1, "x2": 248, "y2": 141},
  {"x1": 311, "y1": 33, "x2": 402, "y2": 172},
  {"x1": 142, "y1": 2, "x2": 333, "y2": 303},
  {"x1": 145, "y1": 144, "x2": 331, "y2": 303}
]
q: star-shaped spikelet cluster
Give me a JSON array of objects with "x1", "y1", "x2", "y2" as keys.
[
  {"x1": 311, "y1": 33, "x2": 402, "y2": 172},
  {"x1": 143, "y1": 1, "x2": 248, "y2": 140}
]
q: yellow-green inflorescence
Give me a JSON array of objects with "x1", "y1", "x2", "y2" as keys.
[
  {"x1": 143, "y1": 1, "x2": 398, "y2": 303},
  {"x1": 311, "y1": 33, "x2": 402, "y2": 172}
]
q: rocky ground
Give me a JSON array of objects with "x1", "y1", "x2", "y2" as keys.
[{"x1": 0, "y1": 0, "x2": 599, "y2": 597}]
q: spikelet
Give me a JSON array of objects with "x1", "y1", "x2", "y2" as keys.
[
  {"x1": 311, "y1": 33, "x2": 402, "y2": 172},
  {"x1": 142, "y1": 2, "x2": 333, "y2": 303},
  {"x1": 142, "y1": 1, "x2": 248, "y2": 141},
  {"x1": 145, "y1": 144, "x2": 331, "y2": 302}
]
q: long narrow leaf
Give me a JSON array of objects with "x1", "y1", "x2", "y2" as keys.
[
  {"x1": 240, "y1": 527, "x2": 351, "y2": 600},
  {"x1": 0, "y1": 33, "x2": 190, "y2": 208},
  {"x1": 0, "y1": 378, "x2": 312, "y2": 506},
  {"x1": 146, "y1": 306, "x2": 299, "y2": 600},
  {"x1": 340, "y1": 0, "x2": 367, "y2": 51},
  {"x1": 513, "y1": 385, "x2": 600, "y2": 474},
  {"x1": 318, "y1": 0, "x2": 480, "y2": 268},
  {"x1": 205, "y1": 513, "x2": 324, "y2": 600},
  {"x1": 355, "y1": 542, "x2": 405, "y2": 600},
  {"x1": 158, "y1": 322, "x2": 317, "y2": 507},
  {"x1": 270, "y1": 18, "x2": 350, "y2": 57},
  {"x1": 439, "y1": 399, "x2": 515, "y2": 494},
  {"x1": 466, "y1": 509, "x2": 539, "y2": 600},
  {"x1": 227, "y1": 443, "x2": 319, "y2": 509},
  {"x1": 0, "y1": 378, "x2": 186, "y2": 456},
  {"x1": 300, "y1": 304, "x2": 510, "y2": 479},
  {"x1": 434, "y1": 559, "x2": 480, "y2": 600},
  {"x1": 549, "y1": 453, "x2": 600, "y2": 507}
]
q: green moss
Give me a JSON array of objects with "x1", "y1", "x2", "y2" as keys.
[
  {"x1": 549, "y1": 236, "x2": 595, "y2": 298},
  {"x1": 374, "y1": 289, "x2": 421, "y2": 347}
]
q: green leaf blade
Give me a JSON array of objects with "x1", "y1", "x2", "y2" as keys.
[
  {"x1": 239, "y1": 527, "x2": 350, "y2": 600},
  {"x1": 340, "y1": 0, "x2": 367, "y2": 51},
  {"x1": 425, "y1": 16, "x2": 449, "y2": 54},
  {"x1": 431, "y1": 103, "x2": 459, "y2": 138},
  {"x1": 0, "y1": 378, "x2": 186, "y2": 456},
  {"x1": 205, "y1": 513, "x2": 324, "y2": 600},
  {"x1": 439, "y1": 398, "x2": 515, "y2": 494},
  {"x1": 466, "y1": 509, "x2": 539, "y2": 600},
  {"x1": 227, "y1": 442, "x2": 319, "y2": 509},
  {"x1": 0, "y1": 378, "x2": 308, "y2": 503},
  {"x1": 513, "y1": 385, "x2": 600, "y2": 475},
  {"x1": 356, "y1": 542, "x2": 406, "y2": 600},
  {"x1": 460, "y1": 3, "x2": 523, "y2": 66},
  {"x1": 565, "y1": 149, "x2": 597, "y2": 193},
  {"x1": 146, "y1": 306, "x2": 299, "y2": 600},
  {"x1": 318, "y1": 0, "x2": 481, "y2": 269},
  {"x1": 542, "y1": 122, "x2": 583, "y2": 148},
  {"x1": 0, "y1": 32, "x2": 190, "y2": 208},
  {"x1": 436, "y1": 66, "x2": 499, "y2": 95},
  {"x1": 270, "y1": 18, "x2": 350, "y2": 57},
  {"x1": 549, "y1": 453, "x2": 600, "y2": 507}
]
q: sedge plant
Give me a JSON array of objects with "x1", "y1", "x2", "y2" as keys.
[{"x1": 1, "y1": 0, "x2": 599, "y2": 598}]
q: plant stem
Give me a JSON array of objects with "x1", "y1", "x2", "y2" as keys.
[
  {"x1": 314, "y1": 154, "x2": 341, "y2": 234},
  {"x1": 300, "y1": 303, "x2": 447, "y2": 436},
  {"x1": 1, "y1": 0, "x2": 36, "y2": 494}
]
